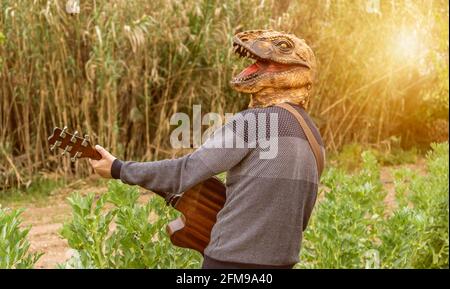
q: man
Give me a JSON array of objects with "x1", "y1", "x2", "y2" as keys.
[{"x1": 90, "y1": 30, "x2": 324, "y2": 269}]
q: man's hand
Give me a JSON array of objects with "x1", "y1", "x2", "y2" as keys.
[{"x1": 89, "y1": 145, "x2": 117, "y2": 179}]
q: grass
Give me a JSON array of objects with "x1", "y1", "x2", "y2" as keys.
[
  {"x1": 0, "y1": 177, "x2": 65, "y2": 205},
  {"x1": 328, "y1": 142, "x2": 422, "y2": 173},
  {"x1": 0, "y1": 174, "x2": 109, "y2": 206}
]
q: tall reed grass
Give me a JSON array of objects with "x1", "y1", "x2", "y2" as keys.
[{"x1": 0, "y1": 0, "x2": 448, "y2": 188}]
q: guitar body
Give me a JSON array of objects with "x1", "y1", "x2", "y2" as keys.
[{"x1": 166, "y1": 177, "x2": 226, "y2": 254}]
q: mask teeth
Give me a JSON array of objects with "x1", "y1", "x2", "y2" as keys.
[
  {"x1": 233, "y1": 43, "x2": 261, "y2": 61},
  {"x1": 235, "y1": 72, "x2": 259, "y2": 83}
]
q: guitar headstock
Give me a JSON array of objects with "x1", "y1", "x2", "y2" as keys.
[{"x1": 48, "y1": 126, "x2": 101, "y2": 161}]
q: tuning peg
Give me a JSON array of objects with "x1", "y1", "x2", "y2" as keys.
[
  {"x1": 50, "y1": 140, "x2": 62, "y2": 151},
  {"x1": 59, "y1": 126, "x2": 68, "y2": 138},
  {"x1": 70, "y1": 151, "x2": 82, "y2": 162},
  {"x1": 61, "y1": 145, "x2": 73, "y2": 155},
  {"x1": 81, "y1": 134, "x2": 89, "y2": 147},
  {"x1": 70, "y1": 131, "x2": 79, "y2": 143}
]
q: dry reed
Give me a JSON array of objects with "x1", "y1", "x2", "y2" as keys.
[{"x1": 0, "y1": 0, "x2": 448, "y2": 188}]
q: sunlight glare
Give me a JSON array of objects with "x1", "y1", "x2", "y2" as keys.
[{"x1": 393, "y1": 28, "x2": 420, "y2": 61}]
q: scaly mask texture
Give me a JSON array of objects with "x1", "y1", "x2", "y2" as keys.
[{"x1": 230, "y1": 30, "x2": 317, "y2": 109}]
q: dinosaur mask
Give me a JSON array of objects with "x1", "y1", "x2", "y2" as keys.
[{"x1": 230, "y1": 30, "x2": 317, "y2": 109}]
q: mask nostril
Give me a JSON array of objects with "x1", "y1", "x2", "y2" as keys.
[{"x1": 240, "y1": 37, "x2": 249, "y2": 42}]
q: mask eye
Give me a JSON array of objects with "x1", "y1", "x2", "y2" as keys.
[{"x1": 276, "y1": 40, "x2": 292, "y2": 51}]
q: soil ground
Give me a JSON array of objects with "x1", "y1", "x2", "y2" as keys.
[{"x1": 8, "y1": 160, "x2": 427, "y2": 268}]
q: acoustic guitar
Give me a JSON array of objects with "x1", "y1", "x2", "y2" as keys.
[{"x1": 48, "y1": 126, "x2": 226, "y2": 254}]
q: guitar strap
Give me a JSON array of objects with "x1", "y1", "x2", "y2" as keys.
[{"x1": 276, "y1": 103, "x2": 325, "y2": 178}]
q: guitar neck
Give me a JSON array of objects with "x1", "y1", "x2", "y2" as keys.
[{"x1": 49, "y1": 127, "x2": 172, "y2": 201}]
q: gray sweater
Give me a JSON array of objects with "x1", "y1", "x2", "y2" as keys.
[{"x1": 112, "y1": 104, "x2": 324, "y2": 266}]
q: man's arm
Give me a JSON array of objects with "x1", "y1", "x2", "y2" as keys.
[{"x1": 90, "y1": 113, "x2": 251, "y2": 194}]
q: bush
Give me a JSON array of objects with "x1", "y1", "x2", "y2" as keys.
[
  {"x1": 380, "y1": 142, "x2": 449, "y2": 268},
  {"x1": 60, "y1": 181, "x2": 202, "y2": 268},
  {"x1": 0, "y1": 207, "x2": 42, "y2": 269},
  {"x1": 297, "y1": 151, "x2": 386, "y2": 268},
  {"x1": 298, "y1": 143, "x2": 449, "y2": 269}
]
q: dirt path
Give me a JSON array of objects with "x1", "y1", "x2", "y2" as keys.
[
  {"x1": 15, "y1": 184, "x2": 106, "y2": 268},
  {"x1": 22, "y1": 201, "x2": 71, "y2": 268},
  {"x1": 9, "y1": 160, "x2": 427, "y2": 268},
  {"x1": 380, "y1": 158, "x2": 427, "y2": 215}
]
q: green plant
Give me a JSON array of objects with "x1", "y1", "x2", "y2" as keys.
[
  {"x1": 298, "y1": 143, "x2": 449, "y2": 269},
  {"x1": 330, "y1": 143, "x2": 364, "y2": 172},
  {"x1": 330, "y1": 143, "x2": 420, "y2": 172},
  {"x1": 298, "y1": 150, "x2": 386, "y2": 268},
  {"x1": 373, "y1": 147, "x2": 419, "y2": 166},
  {"x1": 0, "y1": 177, "x2": 65, "y2": 205},
  {"x1": 0, "y1": 207, "x2": 42, "y2": 268},
  {"x1": 60, "y1": 180, "x2": 202, "y2": 268},
  {"x1": 382, "y1": 143, "x2": 449, "y2": 268}
]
